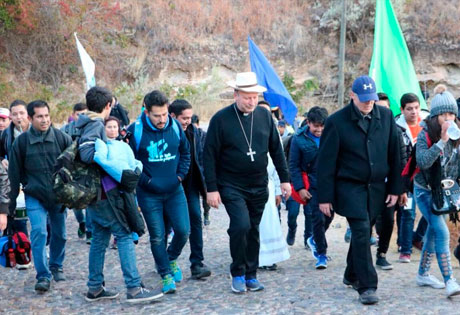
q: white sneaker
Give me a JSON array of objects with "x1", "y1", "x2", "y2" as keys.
[
  {"x1": 16, "y1": 262, "x2": 32, "y2": 270},
  {"x1": 416, "y1": 274, "x2": 445, "y2": 289},
  {"x1": 446, "y1": 279, "x2": 460, "y2": 297}
]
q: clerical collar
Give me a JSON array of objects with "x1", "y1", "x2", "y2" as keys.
[{"x1": 234, "y1": 104, "x2": 252, "y2": 117}]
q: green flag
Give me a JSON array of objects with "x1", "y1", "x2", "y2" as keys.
[{"x1": 369, "y1": 0, "x2": 427, "y2": 115}]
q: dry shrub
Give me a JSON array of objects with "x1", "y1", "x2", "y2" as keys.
[
  {"x1": 0, "y1": 0, "x2": 123, "y2": 89},
  {"x1": 131, "y1": 0, "x2": 310, "y2": 53}
]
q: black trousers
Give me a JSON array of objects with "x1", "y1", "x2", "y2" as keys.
[
  {"x1": 220, "y1": 185, "x2": 268, "y2": 279},
  {"x1": 375, "y1": 204, "x2": 398, "y2": 254},
  {"x1": 345, "y1": 215, "x2": 378, "y2": 294},
  {"x1": 310, "y1": 190, "x2": 334, "y2": 255}
]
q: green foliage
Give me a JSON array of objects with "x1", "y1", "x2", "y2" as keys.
[
  {"x1": 0, "y1": 0, "x2": 18, "y2": 32},
  {"x1": 282, "y1": 72, "x2": 319, "y2": 104},
  {"x1": 159, "y1": 81, "x2": 174, "y2": 98},
  {"x1": 34, "y1": 86, "x2": 53, "y2": 102}
]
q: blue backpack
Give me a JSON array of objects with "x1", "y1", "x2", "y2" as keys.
[{"x1": 133, "y1": 115, "x2": 181, "y2": 152}]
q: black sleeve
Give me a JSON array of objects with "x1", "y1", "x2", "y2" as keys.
[
  {"x1": 203, "y1": 115, "x2": 220, "y2": 192},
  {"x1": 386, "y1": 115, "x2": 403, "y2": 195},
  {"x1": 8, "y1": 135, "x2": 25, "y2": 213},
  {"x1": 0, "y1": 130, "x2": 6, "y2": 159},
  {"x1": 268, "y1": 116, "x2": 289, "y2": 183},
  {"x1": 317, "y1": 118, "x2": 340, "y2": 204}
]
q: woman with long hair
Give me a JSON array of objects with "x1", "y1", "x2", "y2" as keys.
[{"x1": 414, "y1": 85, "x2": 460, "y2": 297}]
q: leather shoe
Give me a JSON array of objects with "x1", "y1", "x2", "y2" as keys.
[
  {"x1": 359, "y1": 289, "x2": 379, "y2": 305},
  {"x1": 343, "y1": 278, "x2": 359, "y2": 291}
]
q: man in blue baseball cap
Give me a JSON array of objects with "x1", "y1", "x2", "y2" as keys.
[{"x1": 316, "y1": 75, "x2": 402, "y2": 305}]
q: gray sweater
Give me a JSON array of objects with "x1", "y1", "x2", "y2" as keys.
[{"x1": 414, "y1": 128, "x2": 460, "y2": 190}]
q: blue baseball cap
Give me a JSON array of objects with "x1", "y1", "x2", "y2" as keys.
[{"x1": 352, "y1": 75, "x2": 379, "y2": 103}]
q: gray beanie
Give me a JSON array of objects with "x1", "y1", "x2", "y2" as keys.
[{"x1": 429, "y1": 89, "x2": 458, "y2": 117}]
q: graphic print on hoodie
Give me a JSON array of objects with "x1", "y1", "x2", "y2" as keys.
[{"x1": 128, "y1": 113, "x2": 190, "y2": 194}]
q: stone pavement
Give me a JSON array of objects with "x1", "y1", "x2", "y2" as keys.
[{"x1": 1, "y1": 205, "x2": 460, "y2": 314}]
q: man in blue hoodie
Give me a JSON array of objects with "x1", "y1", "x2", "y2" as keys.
[
  {"x1": 289, "y1": 106, "x2": 331, "y2": 270},
  {"x1": 128, "y1": 90, "x2": 191, "y2": 294}
]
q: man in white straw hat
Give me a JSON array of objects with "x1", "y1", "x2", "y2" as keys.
[{"x1": 203, "y1": 72, "x2": 291, "y2": 293}]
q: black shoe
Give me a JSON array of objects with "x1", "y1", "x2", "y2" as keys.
[
  {"x1": 86, "y1": 231, "x2": 92, "y2": 245},
  {"x1": 50, "y1": 267, "x2": 66, "y2": 282},
  {"x1": 191, "y1": 264, "x2": 211, "y2": 279},
  {"x1": 78, "y1": 222, "x2": 86, "y2": 239},
  {"x1": 203, "y1": 214, "x2": 210, "y2": 226},
  {"x1": 35, "y1": 278, "x2": 51, "y2": 292},
  {"x1": 376, "y1": 253, "x2": 393, "y2": 270},
  {"x1": 359, "y1": 289, "x2": 379, "y2": 305},
  {"x1": 286, "y1": 229, "x2": 296, "y2": 246},
  {"x1": 343, "y1": 278, "x2": 359, "y2": 291},
  {"x1": 266, "y1": 264, "x2": 278, "y2": 271},
  {"x1": 85, "y1": 288, "x2": 120, "y2": 302},
  {"x1": 126, "y1": 287, "x2": 163, "y2": 304}
]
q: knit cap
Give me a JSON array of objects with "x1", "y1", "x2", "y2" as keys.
[{"x1": 429, "y1": 84, "x2": 458, "y2": 117}]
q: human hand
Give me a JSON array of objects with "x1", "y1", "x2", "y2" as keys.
[
  {"x1": 386, "y1": 194, "x2": 398, "y2": 207},
  {"x1": 0, "y1": 214, "x2": 7, "y2": 231},
  {"x1": 1, "y1": 159, "x2": 8, "y2": 170},
  {"x1": 398, "y1": 193, "x2": 408, "y2": 207},
  {"x1": 298, "y1": 189, "x2": 312, "y2": 202},
  {"x1": 319, "y1": 203, "x2": 333, "y2": 217},
  {"x1": 441, "y1": 121, "x2": 450, "y2": 143},
  {"x1": 280, "y1": 183, "x2": 292, "y2": 200},
  {"x1": 206, "y1": 191, "x2": 222, "y2": 209},
  {"x1": 275, "y1": 195, "x2": 282, "y2": 207}
]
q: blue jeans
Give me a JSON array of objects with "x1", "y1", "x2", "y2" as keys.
[
  {"x1": 398, "y1": 193, "x2": 416, "y2": 254},
  {"x1": 73, "y1": 209, "x2": 92, "y2": 233},
  {"x1": 87, "y1": 199, "x2": 141, "y2": 290},
  {"x1": 137, "y1": 185, "x2": 190, "y2": 277},
  {"x1": 185, "y1": 186, "x2": 204, "y2": 267},
  {"x1": 414, "y1": 186, "x2": 453, "y2": 282},
  {"x1": 286, "y1": 196, "x2": 312, "y2": 245},
  {"x1": 25, "y1": 195, "x2": 66, "y2": 281}
]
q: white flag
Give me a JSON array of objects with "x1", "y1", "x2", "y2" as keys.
[{"x1": 74, "y1": 32, "x2": 96, "y2": 91}]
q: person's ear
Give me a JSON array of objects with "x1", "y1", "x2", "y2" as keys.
[{"x1": 28, "y1": 115, "x2": 33, "y2": 123}]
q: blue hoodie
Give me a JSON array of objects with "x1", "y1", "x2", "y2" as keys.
[{"x1": 128, "y1": 113, "x2": 190, "y2": 194}]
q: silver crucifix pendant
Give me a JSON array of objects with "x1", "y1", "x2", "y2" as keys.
[{"x1": 247, "y1": 148, "x2": 256, "y2": 162}]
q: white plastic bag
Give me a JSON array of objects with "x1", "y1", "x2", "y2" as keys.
[{"x1": 259, "y1": 160, "x2": 290, "y2": 266}]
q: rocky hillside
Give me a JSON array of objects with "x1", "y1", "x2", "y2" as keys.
[{"x1": 0, "y1": 0, "x2": 459, "y2": 121}]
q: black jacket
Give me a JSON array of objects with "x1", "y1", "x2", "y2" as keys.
[
  {"x1": 8, "y1": 127, "x2": 72, "y2": 211},
  {"x1": 317, "y1": 101, "x2": 402, "y2": 220},
  {"x1": 183, "y1": 123, "x2": 206, "y2": 197},
  {"x1": 0, "y1": 122, "x2": 23, "y2": 159}
]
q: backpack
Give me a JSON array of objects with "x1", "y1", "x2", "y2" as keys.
[
  {"x1": 0, "y1": 234, "x2": 15, "y2": 267},
  {"x1": 0, "y1": 230, "x2": 31, "y2": 268},
  {"x1": 133, "y1": 115, "x2": 181, "y2": 152},
  {"x1": 401, "y1": 131, "x2": 432, "y2": 189},
  {"x1": 53, "y1": 140, "x2": 101, "y2": 210}
]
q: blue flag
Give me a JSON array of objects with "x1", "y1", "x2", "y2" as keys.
[{"x1": 248, "y1": 36, "x2": 298, "y2": 125}]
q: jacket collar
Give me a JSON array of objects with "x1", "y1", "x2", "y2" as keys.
[
  {"x1": 28, "y1": 126, "x2": 55, "y2": 144},
  {"x1": 349, "y1": 100, "x2": 381, "y2": 135}
]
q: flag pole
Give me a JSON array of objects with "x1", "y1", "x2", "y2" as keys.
[{"x1": 338, "y1": 0, "x2": 347, "y2": 107}]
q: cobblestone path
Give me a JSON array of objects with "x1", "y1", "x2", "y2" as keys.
[{"x1": 1, "y1": 205, "x2": 459, "y2": 314}]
